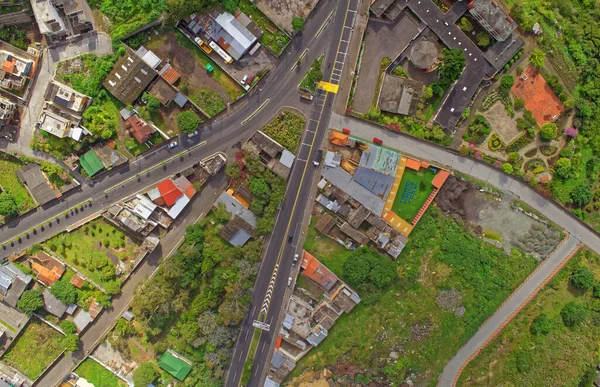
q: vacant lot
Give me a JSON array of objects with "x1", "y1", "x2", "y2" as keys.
[
  {"x1": 459, "y1": 249, "x2": 599, "y2": 386},
  {"x1": 262, "y1": 110, "x2": 306, "y2": 152},
  {"x1": 145, "y1": 30, "x2": 243, "y2": 102},
  {"x1": 42, "y1": 219, "x2": 136, "y2": 290},
  {"x1": 0, "y1": 153, "x2": 35, "y2": 214},
  {"x1": 238, "y1": 0, "x2": 290, "y2": 55},
  {"x1": 392, "y1": 167, "x2": 436, "y2": 223},
  {"x1": 190, "y1": 88, "x2": 226, "y2": 117},
  {"x1": 75, "y1": 358, "x2": 127, "y2": 387},
  {"x1": 2, "y1": 320, "x2": 63, "y2": 380},
  {"x1": 255, "y1": 0, "x2": 320, "y2": 34},
  {"x1": 291, "y1": 208, "x2": 537, "y2": 385}
]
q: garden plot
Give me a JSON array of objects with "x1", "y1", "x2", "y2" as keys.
[
  {"x1": 483, "y1": 101, "x2": 522, "y2": 144},
  {"x1": 74, "y1": 358, "x2": 127, "y2": 387},
  {"x1": 436, "y1": 176, "x2": 561, "y2": 258}
]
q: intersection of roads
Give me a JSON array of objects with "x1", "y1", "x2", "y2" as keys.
[{"x1": 1, "y1": 0, "x2": 600, "y2": 386}]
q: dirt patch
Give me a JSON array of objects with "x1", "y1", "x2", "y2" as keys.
[
  {"x1": 410, "y1": 321, "x2": 434, "y2": 342},
  {"x1": 436, "y1": 289, "x2": 463, "y2": 312},
  {"x1": 435, "y1": 176, "x2": 561, "y2": 258},
  {"x1": 483, "y1": 101, "x2": 522, "y2": 144},
  {"x1": 255, "y1": 0, "x2": 320, "y2": 34}
]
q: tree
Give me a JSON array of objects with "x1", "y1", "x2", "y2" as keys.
[
  {"x1": 292, "y1": 17, "x2": 304, "y2": 31},
  {"x1": 369, "y1": 257, "x2": 396, "y2": 289},
  {"x1": 60, "y1": 320, "x2": 77, "y2": 335},
  {"x1": 221, "y1": 0, "x2": 238, "y2": 14},
  {"x1": 530, "y1": 48, "x2": 545, "y2": 69},
  {"x1": 561, "y1": 301, "x2": 587, "y2": 327},
  {"x1": 437, "y1": 49, "x2": 466, "y2": 88},
  {"x1": 461, "y1": 108, "x2": 470, "y2": 120},
  {"x1": 500, "y1": 74, "x2": 515, "y2": 90},
  {"x1": 508, "y1": 152, "x2": 520, "y2": 162},
  {"x1": 514, "y1": 97, "x2": 525, "y2": 111},
  {"x1": 423, "y1": 86, "x2": 433, "y2": 99},
  {"x1": 133, "y1": 362, "x2": 158, "y2": 386},
  {"x1": 554, "y1": 157, "x2": 572, "y2": 179},
  {"x1": 571, "y1": 184, "x2": 593, "y2": 207},
  {"x1": 177, "y1": 111, "x2": 202, "y2": 134},
  {"x1": 143, "y1": 92, "x2": 161, "y2": 114},
  {"x1": 225, "y1": 163, "x2": 242, "y2": 179},
  {"x1": 51, "y1": 280, "x2": 78, "y2": 304},
  {"x1": 61, "y1": 333, "x2": 79, "y2": 353},
  {"x1": 249, "y1": 178, "x2": 270, "y2": 201},
  {"x1": 539, "y1": 123, "x2": 557, "y2": 142},
  {"x1": 476, "y1": 32, "x2": 490, "y2": 48},
  {"x1": 459, "y1": 17, "x2": 473, "y2": 32},
  {"x1": 0, "y1": 193, "x2": 18, "y2": 217},
  {"x1": 17, "y1": 290, "x2": 43, "y2": 315},
  {"x1": 343, "y1": 251, "x2": 372, "y2": 286},
  {"x1": 570, "y1": 267, "x2": 595, "y2": 290},
  {"x1": 502, "y1": 163, "x2": 513, "y2": 174},
  {"x1": 530, "y1": 313, "x2": 552, "y2": 335}
]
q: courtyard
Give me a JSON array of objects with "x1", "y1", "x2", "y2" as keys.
[{"x1": 392, "y1": 166, "x2": 437, "y2": 223}]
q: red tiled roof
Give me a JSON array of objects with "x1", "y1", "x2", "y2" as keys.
[
  {"x1": 70, "y1": 274, "x2": 85, "y2": 289},
  {"x1": 126, "y1": 114, "x2": 154, "y2": 144},
  {"x1": 406, "y1": 158, "x2": 421, "y2": 171},
  {"x1": 511, "y1": 66, "x2": 564, "y2": 126},
  {"x1": 173, "y1": 176, "x2": 196, "y2": 199},
  {"x1": 157, "y1": 179, "x2": 182, "y2": 207},
  {"x1": 300, "y1": 251, "x2": 338, "y2": 291},
  {"x1": 432, "y1": 170, "x2": 450, "y2": 189},
  {"x1": 2, "y1": 60, "x2": 14, "y2": 73},
  {"x1": 160, "y1": 66, "x2": 180, "y2": 85}
]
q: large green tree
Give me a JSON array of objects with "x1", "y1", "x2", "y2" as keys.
[
  {"x1": 51, "y1": 280, "x2": 78, "y2": 304},
  {"x1": 570, "y1": 267, "x2": 595, "y2": 290},
  {"x1": 133, "y1": 362, "x2": 158, "y2": 386},
  {"x1": 0, "y1": 193, "x2": 18, "y2": 217},
  {"x1": 177, "y1": 111, "x2": 202, "y2": 134},
  {"x1": 437, "y1": 48, "x2": 466, "y2": 88},
  {"x1": 17, "y1": 290, "x2": 43, "y2": 315},
  {"x1": 530, "y1": 49, "x2": 545, "y2": 69},
  {"x1": 539, "y1": 123, "x2": 557, "y2": 142}
]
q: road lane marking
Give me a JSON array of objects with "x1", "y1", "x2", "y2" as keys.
[
  {"x1": 315, "y1": 10, "x2": 335, "y2": 38},
  {"x1": 241, "y1": 98, "x2": 270, "y2": 125},
  {"x1": 290, "y1": 48, "x2": 309, "y2": 71}
]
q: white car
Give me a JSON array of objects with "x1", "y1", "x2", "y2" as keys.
[
  {"x1": 187, "y1": 130, "x2": 199, "y2": 138},
  {"x1": 167, "y1": 141, "x2": 178, "y2": 149},
  {"x1": 241, "y1": 74, "x2": 249, "y2": 85},
  {"x1": 288, "y1": 277, "x2": 293, "y2": 287},
  {"x1": 292, "y1": 253, "x2": 299, "y2": 266}
]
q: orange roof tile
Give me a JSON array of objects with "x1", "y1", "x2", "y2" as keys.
[
  {"x1": 300, "y1": 251, "x2": 338, "y2": 291},
  {"x1": 330, "y1": 132, "x2": 348, "y2": 146},
  {"x1": 420, "y1": 161, "x2": 430, "y2": 168},
  {"x1": 406, "y1": 158, "x2": 421, "y2": 171},
  {"x1": 432, "y1": 170, "x2": 450, "y2": 189},
  {"x1": 32, "y1": 262, "x2": 62, "y2": 285},
  {"x1": 275, "y1": 337, "x2": 282, "y2": 349},
  {"x1": 2, "y1": 60, "x2": 14, "y2": 73},
  {"x1": 160, "y1": 66, "x2": 180, "y2": 85},
  {"x1": 70, "y1": 274, "x2": 85, "y2": 289},
  {"x1": 157, "y1": 179, "x2": 182, "y2": 207}
]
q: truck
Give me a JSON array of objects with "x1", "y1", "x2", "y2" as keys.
[
  {"x1": 208, "y1": 41, "x2": 233, "y2": 64},
  {"x1": 300, "y1": 91, "x2": 314, "y2": 101},
  {"x1": 194, "y1": 37, "x2": 212, "y2": 54}
]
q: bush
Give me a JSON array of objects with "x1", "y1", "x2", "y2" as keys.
[
  {"x1": 17, "y1": 290, "x2": 43, "y2": 315},
  {"x1": 570, "y1": 267, "x2": 595, "y2": 290},
  {"x1": 60, "y1": 320, "x2": 77, "y2": 335},
  {"x1": 561, "y1": 301, "x2": 587, "y2": 327},
  {"x1": 176, "y1": 111, "x2": 202, "y2": 133},
  {"x1": 476, "y1": 32, "x2": 491, "y2": 48},
  {"x1": 502, "y1": 163, "x2": 514, "y2": 174},
  {"x1": 51, "y1": 280, "x2": 78, "y2": 304},
  {"x1": 488, "y1": 133, "x2": 503, "y2": 151},
  {"x1": 539, "y1": 123, "x2": 558, "y2": 142},
  {"x1": 501, "y1": 75, "x2": 515, "y2": 90},
  {"x1": 514, "y1": 97, "x2": 525, "y2": 110},
  {"x1": 459, "y1": 17, "x2": 473, "y2": 32},
  {"x1": 530, "y1": 313, "x2": 552, "y2": 335},
  {"x1": 61, "y1": 334, "x2": 79, "y2": 353},
  {"x1": 133, "y1": 362, "x2": 158, "y2": 386},
  {"x1": 508, "y1": 152, "x2": 520, "y2": 162},
  {"x1": 0, "y1": 193, "x2": 18, "y2": 217},
  {"x1": 292, "y1": 17, "x2": 304, "y2": 31},
  {"x1": 515, "y1": 350, "x2": 531, "y2": 373},
  {"x1": 571, "y1": 184, "x2": 593, "y2": 207},
  {"x1": 593, "y1": 285, "x2": 600, "y2": 298}
]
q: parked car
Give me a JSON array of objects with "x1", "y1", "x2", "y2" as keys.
[
  {"x1": 373, "y1": 137, "x2": 383, "y2": 145},
  {"x1": 168, "y1": 141, "x2": 178, "y2": 149},
  {"x1": 241, "y1": 74, "x2": 249, "y2": 85},
  {"x1": 187, "y1": 130, "x2": 199, "y2": 138},
  {"x1": 293, "y1": 253, "x2": 299, "y2": 266},
  {"x1": 342, "y1": 128, "x2": 351, "y2": 135},
  {"x1": 313, "y1": 149, "x2": 323, "y2": 166},
  {"x1": 288, "y1": 277, "x2": 293, "y2": 287}
]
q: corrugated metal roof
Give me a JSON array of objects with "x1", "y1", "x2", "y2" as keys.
[{"x1": 167, "y1": 194, "x2": 191, "y2": 219}]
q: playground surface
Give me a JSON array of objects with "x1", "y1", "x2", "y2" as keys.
[{"x1": 392, "y1": 167, "x2": 437, "y2": 223}]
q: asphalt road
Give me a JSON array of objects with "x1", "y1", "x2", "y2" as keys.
[{"x1": 224, "y1": 0, "x2": 360, "y2": 385}]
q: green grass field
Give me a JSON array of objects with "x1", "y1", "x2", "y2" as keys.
[
  {"x1": 2, "y1": 320, "x2": 63, "y2": 380},
  {"x1": 392, "y1": 167, "x2": 436, "y2": 222},
  {"x1": 75, "y1": 358, "x2": 126, "y2": 387},
  {"x1": 459, "y1": 249, "x2": 600, "y2": 386},
  {"x1": 292, "y1": 208, "x2": 537, "y2": 385},
  {"x1": 0, "y1": 153, "x2": 35, "y2": 214}
]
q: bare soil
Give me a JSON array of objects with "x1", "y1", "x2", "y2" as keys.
[
  {"x1": 255, "y1": 0, "x2": 320, "y2": 34},
  {"x1": 483, "y1": 101, "x2": 522, "y2": 144}
]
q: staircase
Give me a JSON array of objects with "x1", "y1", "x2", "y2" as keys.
[{"x1": 411, "y1": 188, "x2": 438, "y2": 225}]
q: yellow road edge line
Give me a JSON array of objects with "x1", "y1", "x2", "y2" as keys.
[{"x1": 241, "y1": 98, "x2": 271, "y2": 125}]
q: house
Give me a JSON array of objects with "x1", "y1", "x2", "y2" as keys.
[
  {"x1": 44, "y1": 80, "x2": 91, "y2": 114},
  {"x1": 214, "y1": 191, "x2": 257, "y2": 228},
  {"x1": 42, "y1": 289, "x2": 68, "y2": 318},
  {"x1": 0, "y1": 264, "x2": 32, "y2": 307},
  {"x1": 15, "y1": 163, "x2": 60, "y2": 205},
  {"x1": 378, "y1": 75, "x2": 423, "y2": 116},
  {"x1": 147, "y1": 77, "x2": 178, "y2": 106},
  {"x1": 339, "y1": 222, "x2": 370, "y2": 246},
  {"x1": 30, "y1": 252, "x2": 65, "y2": 286},
  {"x1": 135, "y1": 46, "x2": 161, "y2": 70},
  {"x1": 156, "y1": 178, "x2": 182, "y2": 207},
  {"x1": 0, "y1": 95, "x2": 16, "y2": 129},
  {"x1": 37, "y1": 109, "x2": 86, "y2": 141},
  {"x1": 103, "y1": 48, "x2": 156, "y2": 105},
  {"x1": 315, "y1": 213, "x2": 336, "y2": 235},
  {"x1": 0, "y1": 41, "x2": 37, "y2": 92},
  {"x1": 158, "y1": 63, "x2": 180, "y2": 85},
  {"x1": 467, "y1": 0, "x2": 517, "y2": 42},
  {"x1": 301, "y1": 251, "x2": 339, "y2": 291},
  {"x1": 124, "y1": 112, "x2": 155, "y2": 144},
  {"x1": 69, "y1": 274, "x2": 85, "y2": 289},
  {"x1": 151, "y1": 176, "x2": 196, "y2": 219},
  {"x1": 79, "y1": 149, "x2": 104, "y2": 177},
  {"x1": 122, "y1": 310, "x2": 134, "y2": 321},
  {"x1": 92, "y1": 143, "x2": 128, "y2": 172},
  {"x1": 219, "y1": 216, "x2": 255, "y2": 246},
  {"x1": 157, "y1": 350, "x2": 193, "y2": 381},
  {"x1": 31, "y1": 0, "x2": 93, "y2": 43},
  {"x1": 242, "y1": 131, "x2": 296, "y2": 179}
]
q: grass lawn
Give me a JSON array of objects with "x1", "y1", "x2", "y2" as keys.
[
  {"x1": 238, "y1": 0, "x2": 290, "y2": 56},
  {"x1": 392, "y1": 167, "x2": 437, "y2": 223},
  {"x1": 75, "y1": 358, "x2": 126, "y2": 387},
  {"x1": 0, "y1": 153, "x2": 35, "y2": 213},
  {"x1": 173, "y1": 31, "x2": 244, "y2": 101},
  {"x1": 292, "y1": 208, "x2": 537, "y2": 385},
  {"x1": 42, "y1": 219, "x2": 136, "y2": 289},
  {"x1": 261, "y1": 110, "x2": 305, "y2": 152},
  {"x1": 459, "y1": 249, "x2": 600, "y2": 386},
  {"x1": 124, "y1": 137, "x2": 149, "y2": 156},
  {"x1": 2, "y1": 320, "x2": 63, "y2": 380},
  {"x1": 190, "y1": 88, "x2": 226, "y2": 117},
  {"x1": 299, "y1": 55, "x2": 323, "y2": 93}
]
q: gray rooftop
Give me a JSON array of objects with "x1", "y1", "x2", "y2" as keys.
[
  {"x1": 321, "y1": 166, "x2": 385, "y2": 215},
  {"x1": 353, "y1": 166, "x2": 395, "y2": 198},
  {"x1": 378, "y1": 74, "x2": 423, "y2": 116},
  {"x1": 215, "y1": 192, "x2": 257, "y2": 228},
  {"x1": 42, "y1": 289, "x2": 68, "y2": 318},
  {"x1": 15, "y1": 163, "x2": 58, "y2": 205},
  {"x1": 468, "y1": 0, "x2": 518, "y2": 42}
]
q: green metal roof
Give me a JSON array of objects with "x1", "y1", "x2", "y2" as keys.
[
  {"x1": 79, "y1": 149, "x2": 104, "y2": 176},
  {"x1": 158, "y1": 351, "x2": 192, "y2": 381}
]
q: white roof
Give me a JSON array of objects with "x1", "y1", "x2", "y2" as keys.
[
  {"x1": 73, "y1": 309, "x2": 93, "y2": 331},
  {"x1": 70, "y1": 126, "x2": 83, "y2": 141},
  {"x1": 215, "y1": 12, "x2": 257, "y2": 51},
  {"x1": 141, "y1": 49, "x2": 161, "y2": 69},
  {"x1": 279, "y1": 149, "x2": 295, "y2": 168},
  {"x1": 132, "y1": 194, "x2": 157, "y2": 219},
  {"x1": 167, "y1": 194, "x2": 191, "y2": 219}
]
